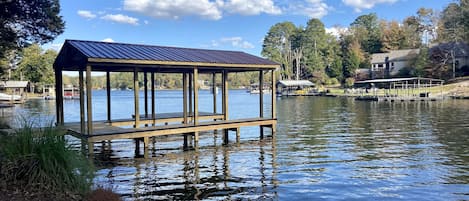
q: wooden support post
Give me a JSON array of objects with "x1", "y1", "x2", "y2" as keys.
[
  {"x1": 193, "y1": 68, "x2": 199, "y2": 125},
  {"x1": 79, "y1": 70, "x2": 85, "y2": 134},
  {"x1": 222, "y1": 70, "x2": 229, "y2": 120},
  {"x1": 151, "y1": 72, "x2": 156, "y2": 125},
  {"x1": 183, "y1": 73, "x2": 188, "y2": 124},
  {"x1": 223, "y1": 129, "x2": 229, "y2": 145},
  {"x1": 55, "y1": 68, "x2": 64, "y2": 125},
  {"x1": 235, "y1": 127, "x2": 240, "y2": 143},
  {"x1": 134, "y1": 138, "x2": 140, "y2": 156},
  {"x1": 88, "y1": 141, "x2": 94, "y2": 155},
  {"x1": 271, "y1": 70, "x2": 276, "y2": 119},
  {"x1": 194, "y1": 132, "x2": 199, "y2": 147},
  {"x1": 259, "y1": 70, "x2": 264, "y2": 118},
  {"x1": 143, "y1": 137, "x2": 149, "y2": 158},
  {"x1": 106, "y1": 71, "x2": 111, "y2": 122},
  {"x1": 86, "y1": 65, "x2": 93, "y2": 135},
  {"x1": 260, "y1": 126, "x2": 264, "y2": 139},
  {"x1": 189, "y1": 73, "x2": 193, "y2": 117},
  {"x1": 183, "y1": 134, "x2": 188, "y2": 150},
  {"x1": 212, "y1": 73, "x2": 217, "y2": 114},
  {"x1": 144, "y1": 72, "x2": 148, "y2": 118},
  {"x1": 134, "y1": 68, "x2": 140, "y2": 128}
]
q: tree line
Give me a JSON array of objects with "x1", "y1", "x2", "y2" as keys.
[{"x1": 262, "y1": 0, "x2": 469, "y2": 85}]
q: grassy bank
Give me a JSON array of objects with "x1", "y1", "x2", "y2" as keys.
[{"x1": 0, "y1": 119, "x2": 119, "y2": 200}]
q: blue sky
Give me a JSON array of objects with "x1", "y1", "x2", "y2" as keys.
[{"x1": 46, "y1": 0, "x2": 453, "y2": 56}]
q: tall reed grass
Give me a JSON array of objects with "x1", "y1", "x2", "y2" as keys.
[{"x1": 0, "y1": 121, "x2": 94, "y2": 197}]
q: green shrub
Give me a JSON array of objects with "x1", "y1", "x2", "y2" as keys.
[{"x1": 0, "y1": 122, "x2": 94, "y2": 197}]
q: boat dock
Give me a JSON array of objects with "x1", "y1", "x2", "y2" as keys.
[
  {"x1": 354, "y1": 77, "x2": 445, "y2": 102},
  {"x1": 54, "y1": 40, "x2": 278, "y2": 157}
]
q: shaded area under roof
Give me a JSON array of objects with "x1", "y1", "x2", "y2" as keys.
[
  {"x1": 54, "y1": 40, "x2": 278, "y2": 72},
  {"x1": 277, "y1": 80, "x2": 315, "y2": 87}
]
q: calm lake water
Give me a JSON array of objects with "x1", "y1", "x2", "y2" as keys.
[{"x1": 6, "y1": 90, "x2": 469, "y2": 200}]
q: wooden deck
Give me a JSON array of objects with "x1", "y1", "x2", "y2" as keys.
[
  {"x1": 64, "y1": 112, "x2": 276, "y2": 149},
  {"x1": 66, "y1": 117, "x2": 276, "y2": 142}
]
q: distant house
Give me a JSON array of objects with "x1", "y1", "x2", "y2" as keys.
[
  {"x1": 429, "y1": 42, "x2": 469, "y2": 76},
  {"x1": 370, "y1": 49, "x2": 420, "y2": 79},
  {"x1": 0, "y1": 81, "x2": 29, "y2": 94}
]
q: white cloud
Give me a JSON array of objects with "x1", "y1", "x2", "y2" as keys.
[
  {"x1": 223, "y1": 0, "x2": 281, "y2": 15},
  {"x1": 123, "y1": 0, "x2": 282, "y2": 20},
  {"x1": 325, "y1": 27, "x2": 348, "y2": 37},
  {"x1": 123, "y1": 0, "x2": 223, "y2": 20},
  {"x1": 144, "y1": 20, "x2": 149, "y2": 25},
  {"x1": 44, "y1": 42, "x2": 64, "y2": 52},
  {"x1": 212, "y1": 37, "x2": 254, "y2": 49},
  {"x1": 101, "y1": 14, "x2": 139, "y2": 25},
  {"x1": 342, "y1": 0, "x2": 398, "y2": 12},
  {"x1": 101, "y1": 38, "x2": 115, "y2": 43},
  {"x1": 77, "y1": 10, "x2": 97, "y2": 19},
  {"x1": 286, "y1": 0, "x2": 331, "y2": 19}
]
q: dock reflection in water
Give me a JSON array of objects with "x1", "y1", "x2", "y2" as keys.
[{"x1": 92, "y1": 130, "x2": 278, "y2": 200}]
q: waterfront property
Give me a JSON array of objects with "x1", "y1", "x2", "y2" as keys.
[
  {"x1": 53, "y1": 40, "x2": 278, "y2": 156},
  {"x1": 0, "y1": 80, "x2": 29, "y2": 103},
  {"x1": 354, "y1": 77, "x2": 445, "y2": 101},
  {"x1": 276, "y1": 80, "x2": 315, "y2": 97},
  {"x1": 370, "y1": 49, "x2": 419, "y2": 79}
]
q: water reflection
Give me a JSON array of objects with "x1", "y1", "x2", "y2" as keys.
[{"x1": 7, "y1": 93, "x2": 469, "y2": 200}]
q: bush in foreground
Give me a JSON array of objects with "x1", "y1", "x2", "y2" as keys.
[{"x1": 0, "y1": 123, "x2": 94, "y2": 200}]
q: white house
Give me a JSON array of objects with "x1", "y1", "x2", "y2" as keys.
[{"x1": 370, "y1": 49, "x2": 420, "y2": 78}]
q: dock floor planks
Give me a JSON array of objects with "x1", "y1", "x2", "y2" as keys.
[{"x1": 64, "y1": 112, "x2": 276, "y2": 143}]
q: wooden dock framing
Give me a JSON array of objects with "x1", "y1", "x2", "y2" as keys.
[{"x1": 53, "y1": 40, "x2": 279, "y2": 157}]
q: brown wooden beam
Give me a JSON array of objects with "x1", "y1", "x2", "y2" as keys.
[
  {"x1": 86, "y1": 65, "x2": 93, "y2": 135},
  {"x1": 259, "y1": 70, "x2": 264, "y2": 118},
  {"x1": 222, "y1": 70, "x2": 228, "y2": 120},
  {"x1": 134, "y1": 68, "x2": 140, "y2": 128},
  {"x1": 106, "y1": 71, "x2": 111, "y2": 122},
  {"x1": 193, "y1": 68, "x2": 199, "y2": 125},
  {"x1": 183, "y1": 73, "x2": 188, "y2": 124},
  {"x1": 151, "y1": 72, "x2": 156, "y2": 123},
  {"x1": 54, "y1": 68, "x2": 64, "y2": 125},
  {"x1": 271, "y1": 70, "x2": 276, "y2": 119},
  {"x1": 79, "y1": 70, "x2": 85, "y2": 134},
  {"x1": 144, "y1": 72, "x2": 148, "y2": 118},
  {"x1": 189, "y1": 73, "x2": 193, "y2": 117},
  {"x1": 212, "y1": 72, "x2": 217, "y2": 114}
]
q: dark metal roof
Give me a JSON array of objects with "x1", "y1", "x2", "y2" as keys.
[{"x1": 54, "y1": 40, "x2": 278, "y2": 72}]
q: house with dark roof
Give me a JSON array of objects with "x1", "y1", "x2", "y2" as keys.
[{"x1": 370, "y1": 49, "x2": 420, "y2": 79}]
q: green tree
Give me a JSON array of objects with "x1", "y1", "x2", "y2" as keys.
[
  {"x1": 302, "y1": 18, "x2": 328, "y2": 79},
  {"x1": 0, "y1": 0, "x2": 64, "y2": 59},
  {"x1": 262, "y1": 22, "x2": 297, "y2": 80},
  {"x1": 350, "y1": 13, "x2": 383, "y2": 54},
  {"x1": 437, "y1": 2, "x2": 467, "y2": 43},
  {"x1": 341, "y1": 35, "x2": 364, "y2": 78},
  {"x1": 412, "y1": 47, "x2": 430, "y2": 77},
  {"x1": 14, "y1": 44, "x2": 56, "y2": 90}
]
